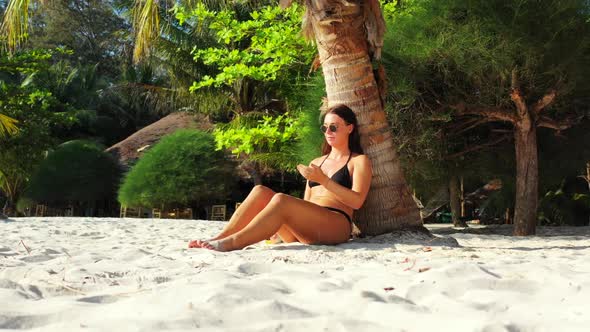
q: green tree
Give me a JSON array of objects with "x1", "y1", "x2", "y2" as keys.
[
  {"x1": 118, "y1": 129, "x2": 233, "y2": 208},
  {"x1": 214, "y1": 113, "x2": 299, "y2": 183},
  {"x1": 172, "y1": 2, "x2": 315, "y2": 122},
  {"x1": 22, "y1": 140, "x2": 122, "y2": 209},
  {"x1": 27, "y1": 0, "x2": 130, "y2": 79},
  {"x1": 383, "y1": 0, "x2": 590, "y2": 235},
  {"x1": 0, "y1": 89, "x2": 63, "y2": 215},
  {"x1": 0, "y1": 49, "x2": 75, "y2": 215},
  {"x1": 177, "y1": 3, "x2": 314, "y2": 92}
]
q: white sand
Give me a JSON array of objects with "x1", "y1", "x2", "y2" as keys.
[{"x1": 1, "y1": 217, "x2": 589, "y2": 331}]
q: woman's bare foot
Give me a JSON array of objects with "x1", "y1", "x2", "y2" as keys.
[
  {"x1": 199, "y1": 238, "x2": 234, "y2": 251},
  {"x1": 188, "y1": 240, "x2": 203, "y2": 248},
  {"x1": 188, "y1": 236, "x2": 223, "y2": 248},
  {"x1": 266, "y1": 233, "x2": 283, "y2": 244}
]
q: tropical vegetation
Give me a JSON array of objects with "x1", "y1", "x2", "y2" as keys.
[
  {"x1": 0, "y1": 0, "x2": 587, "y2": 236},
  {"x1": 118, "y1": 129, "x2": 232, "y2": 208}
]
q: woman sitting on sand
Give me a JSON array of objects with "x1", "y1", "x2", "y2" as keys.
[{"x1": 188, "y1": 104, "x2": 372, "y2": 251}]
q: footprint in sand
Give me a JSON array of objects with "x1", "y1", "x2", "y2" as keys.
[
  {"x1": 481, "y1": 323, "x2": 522, "y2": 332},
  {"x1": 19, "y1": 255, "x2": 55, "y2": 263},
  {"x1": 235, "y1": 262, "x2": 273, "y2": 276},
  {"x1": 80, "y1": 232, "x2": 101, "y2": 237},
  {"x1": 236, "y1": 300, "x2": 313, "y2": 320},
  {"x1": 77, "y1": 295, "x2": 119, "y2": 304},
  {"x1": 42, "y1": 248, "x2": 61, "y2": 255},
  {"x1": 0, "y1": 279, "x2": 43, "y2": 300},
  {"x1": 316, "y1": 279, "x2": 351, "y2": 292},
  {"x1": 0, "y1": 314, "x2": 53, "y2": 329},
  {"x1": 360, "y1": 290, "x2": 386, "y2": 302},
  {"x1": 0, "y1": 246, "x2": 17, "y2": 257}
]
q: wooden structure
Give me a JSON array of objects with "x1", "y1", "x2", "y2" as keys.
[
  {"x1": 64, "y1": 206, "x2": 74, "y2": 217},
  {"x1": 106, "y1": 112, "x2": 213, "y2": 168},
  {"x1": 152, "y1": 208, "x2": 192, "y2": 219},
  {"x1": 120, "y1": 206, "x2": 143, "y2": 218},
  {"x1": 35, "y1": 204, "x2": 47, "y2": 217},
  {"x1": 210, "y1": 205, "x2": 226, "y2": 221},
  {"x1": 34, "y1": 204, "x2": 75, "y2": 217}
]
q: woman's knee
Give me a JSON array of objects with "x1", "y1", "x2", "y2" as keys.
[
  {"x1": 268, "y1": 193, "x2": 290, "y2": 206},
  {"x1": 251, "y1": 185, "x2": 274, "y2": 197}
]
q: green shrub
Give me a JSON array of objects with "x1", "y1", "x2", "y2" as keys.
[
  {"x1": 23, "y1": 140, "x2": 121, "y2": 205},
  {"x1": 118, "y1": 129, "x2": 232, "y2": 208},
  {"x1": 538, "y1": 180, "x2": 590, "y2": 226},
  {"x1": 290, "y1": 73, "x2": 325, "y2": 165},
  {"x1": 15, "y1": 197, "x2": 35, "y2": 214}
]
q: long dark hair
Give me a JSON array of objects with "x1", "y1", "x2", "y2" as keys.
[{"x1": 321, "y1": 105, "x2": 364, "y2": 155}]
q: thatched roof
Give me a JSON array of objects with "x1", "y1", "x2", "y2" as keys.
[{"x1": 106, "y1": 112, "x2": 213, "y2": 167}]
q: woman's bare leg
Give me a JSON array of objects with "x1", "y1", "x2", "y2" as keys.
[
  {"x1": 188, "y1": 185, "x2": 297, "y2": 247},
  {"x1": 199, "y1": 194, "x2": 351, "y2": 251},
  {"x1": 215, "y1": 185, "x2": 275, "y2": 238},
  {"x1": 276, "y1": 225, "x2": 298, "y2": 243}
]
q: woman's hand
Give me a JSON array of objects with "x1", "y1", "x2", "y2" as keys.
[{"x1": 297, "y1": 164, "x2": 328, "y2": 185}]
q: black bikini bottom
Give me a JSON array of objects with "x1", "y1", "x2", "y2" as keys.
[{"x1": 323, "y1": 206, "x2": 352, "y2": 223}]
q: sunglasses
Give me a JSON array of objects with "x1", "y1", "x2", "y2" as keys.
[{"x1": 320, "y1": 123, "x2": 348, "y2": 133}]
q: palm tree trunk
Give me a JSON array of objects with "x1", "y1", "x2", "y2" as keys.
[
  {"x1": 449, "y1": 175, "x2": 466, "y2": 227},
  {"x1": 513, "y1": 116, "x2": 538, "y2": 235},
  {"x1": 307, "y1": 0, "x2": 421, "y2": 235}
]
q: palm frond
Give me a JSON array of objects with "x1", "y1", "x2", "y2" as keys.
[
  {"x1": 0, "y1": 113, "x2": 19, "y2": 137},
  {"x1": 0, "y1": 0, "x2": 31, "y2": 52},
  {"x1": 133, "y1": 0, "x2": 161, "y2": 63}
]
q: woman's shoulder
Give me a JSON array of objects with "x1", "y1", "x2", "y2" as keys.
[
  {"x1": 351, "y1": 153, "x2": 369, "y2": 161},
  {"x1": 310, "y1": 154, "x2": 328, "y2": 166},
  {"x1": 350, "y1": 153, "x2": 371, "y2": 167}
]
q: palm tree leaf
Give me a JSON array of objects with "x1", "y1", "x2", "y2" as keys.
[
  {"x1": 0, "y1": 113, "x2": 19, "y2": 137},
  {"x1": 0, "y1": 0, "x2": 31, "y2": 52},
  {"x1": 133, "y1": 0, "x2": 161, "y2": 63}
]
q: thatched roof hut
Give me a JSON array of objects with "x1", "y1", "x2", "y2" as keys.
[{"x1": 106, "y1": 112, "x2": 213, "y2": 167}]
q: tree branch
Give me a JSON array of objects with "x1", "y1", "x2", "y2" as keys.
[
  {"x1": 537, "y1": 115, "x2": 577, "y2": 131},
  {"x1": 452, "y1": 103, "x2": 517, "y2": 124},
  {"x1": 532, "y1": 90, "x2": 557, "y2": 115},
  {"x1": 447, "y1": 118, "x2": 489, "y2": 137},
  {"x1": 510, "y1": 88, "x2": 528, "y2": 118},
  {"x1": 510, "y1": 68, "x2": 528, "y2": 118},
  {"x1": 444, "y1": 135, "x2": 511, "y2": 160}
]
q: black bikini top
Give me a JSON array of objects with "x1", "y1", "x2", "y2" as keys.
[{"x1": 308, "y1": 153, "x2": 353, "y2": 189}]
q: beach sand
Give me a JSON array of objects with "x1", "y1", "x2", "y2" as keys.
[{"x1": 1, "y1": 217, "x2": 589, "y2": 331}]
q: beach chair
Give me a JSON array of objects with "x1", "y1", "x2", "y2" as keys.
[
  {"x1": 152, "y1": 208, "x2": 162, "y2": 219},
  {"x1": 64, "y1": 206, "x2": 74, "y2": 217},
  {"x1": 179, "y1": 208, "x2": 193, "y2": 219},
  {"x1": 120, "y1": 206, "x2": 142, "y2": 218},
  {"x1": 165, "y1": 209, "x2": 179, "y2": 219},
  {"x1": 210, "y1": 205, "x2": 226, "y2": 221},
  {"x1": 35, "y1": 204, "x2": 47, "y2": 217}
]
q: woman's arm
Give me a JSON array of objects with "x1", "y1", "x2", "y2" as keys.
[
  {"x1": 321, "y1": 155, "x2": 372, "y2": 209},
  {"x1": 297, "y1": 155, "x2": 372, "y2": 210},
  {"x1": 303, "y1": 180, "x2": 311, "y2": 201},
  {"x1": 302, "y1": 156, "x2": 320, "y2": 201}
]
